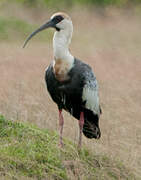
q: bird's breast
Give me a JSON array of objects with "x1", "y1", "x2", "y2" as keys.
[{"x1": 53, "y1": 58, "x2": 71, "y2": 82}]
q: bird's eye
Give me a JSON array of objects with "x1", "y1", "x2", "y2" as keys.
[{"x1": 52, "y1": 15, "x2": 64, "y2": 24}]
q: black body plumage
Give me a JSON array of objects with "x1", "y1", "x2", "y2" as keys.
[{"x1": 45, "y1": 58, "x2": 101, "y2": 139}]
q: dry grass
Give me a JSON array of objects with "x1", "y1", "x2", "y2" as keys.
[{"x1": 0, "y1": 7, "x2": 141, "y2": 178}]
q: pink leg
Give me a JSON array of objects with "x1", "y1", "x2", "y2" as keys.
[
  {"x1": 59, "y1": 109, "x2": 64, "y2": 147},
  {"x1": 78, "y1": 112, "x2": 84, "y2": 148}
]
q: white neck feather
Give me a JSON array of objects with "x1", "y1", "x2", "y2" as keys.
[{"x1": 53, "y1": 28, "x2": 74, "y2": 64}]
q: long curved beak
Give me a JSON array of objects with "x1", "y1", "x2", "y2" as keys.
[{"x1": 23, "y1": 20, "x2": 54, "y2": 48}]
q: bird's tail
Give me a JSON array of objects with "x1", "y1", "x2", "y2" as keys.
[{"x1": 82, "y1": 109, "x2": 101, "y2": 139}]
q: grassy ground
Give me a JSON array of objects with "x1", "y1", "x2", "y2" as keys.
[
  {"x1": 0, "y1": 4, "x2": 141, "y2": 179},
  {"x1": 0, "y1": 115, "x2": 138, "y2": 180}
]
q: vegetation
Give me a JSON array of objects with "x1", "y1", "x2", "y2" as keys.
[
  {"x1": 0, "y1": 0, "x2": 141, "y2": 8},
  {"x1": 0, "y1": 115, "x2": 138, "y2": 179},
  {"x1": 0, "y1": 16, "x2": 52, "y2": 41},
  {"x1": 0, "y1": 0, "x2": 141, "y2": 41}
]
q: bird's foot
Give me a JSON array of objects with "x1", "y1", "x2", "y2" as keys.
[
  {"x1": 77, "y1": 143, "x2": 81, "y2": 149},
  {"x1": 58, "y1": 142, "x2": 64, "y2": 148}
]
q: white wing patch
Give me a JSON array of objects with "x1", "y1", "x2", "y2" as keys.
[
  {"x1": 45, "y1": 65, "x2": 49, "y2": 72},
  {"x1": 82, "y1": 80, "x2": 100, "y2": 115}
]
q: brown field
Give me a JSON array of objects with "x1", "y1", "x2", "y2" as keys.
[{"x1": 0, "y1": 7, "x2": 141, "y2": 177}]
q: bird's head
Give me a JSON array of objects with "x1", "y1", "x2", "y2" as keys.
[
  {"x1": 23, "y1": 12, "x2": 72, "y2": 48},
  {"x1": 51, "y1": 12, "x2": 72, "y2": 31}
]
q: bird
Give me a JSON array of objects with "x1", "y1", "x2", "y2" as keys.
[{"x1": 23, "y1": 12, "x2": 102, "y2": 148}]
